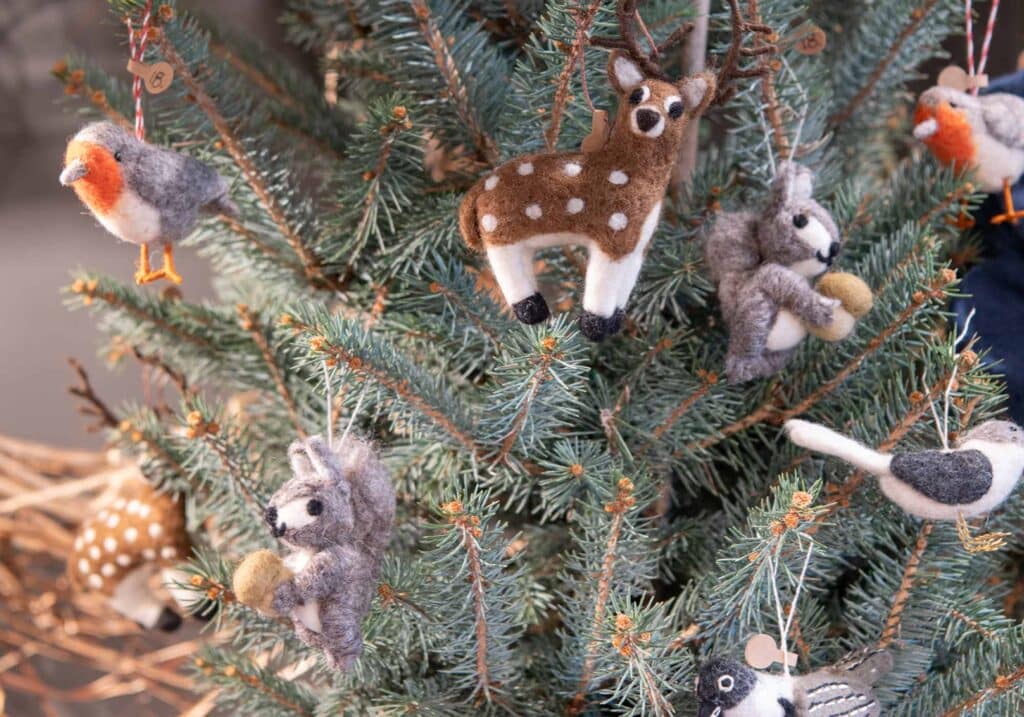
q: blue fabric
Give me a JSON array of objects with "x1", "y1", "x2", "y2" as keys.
[{"x1": 951, "y1": 70, "x2": 1024, "y2": 423}]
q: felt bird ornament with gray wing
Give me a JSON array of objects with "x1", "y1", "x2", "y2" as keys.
[
  {"x1": 60, "y1": 121, "x2": 238, "y2": 285},
  {"x1": 914, "y1": 86, "x2": 1024, "y2": 225},
  {"x1": 785, "y1": 418, "x2": 1024, "y2": 521},
  {"x1": 696, "y1": 649, "x2": 892, "y2": 717}
]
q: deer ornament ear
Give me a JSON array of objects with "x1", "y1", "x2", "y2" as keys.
[{"x1": 608, "y1": 51, "x2": 645, "y2": 93}]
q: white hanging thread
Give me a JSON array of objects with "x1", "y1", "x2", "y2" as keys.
[
  {"x1": 766, "y1": 537, "x2": 814, "y2": 677},
  {"x1": 339, "y1": 382, "x2": 369, "y2": 449},
  {"x1": 779, "y1": 55, "x2": 809, "y2": 162},
  {"x1": 322, "y1": 360, "x2": 334, "y2": 449},
  {"x1": 923, "y1": 308, "x2": 977, "y2": 450}
]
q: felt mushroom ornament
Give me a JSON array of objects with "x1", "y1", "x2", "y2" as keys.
[{"x1": 68, "y1": 478, "x2": 193, "y2": 630}]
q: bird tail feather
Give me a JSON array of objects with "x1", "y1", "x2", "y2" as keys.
[
  {"x1": 835, "y1": 649, "x2": 893, "y2": 686},
  {"x1": 784, "y1": 420, "x2": 892, "y2": 476}
]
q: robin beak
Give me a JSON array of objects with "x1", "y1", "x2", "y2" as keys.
[
  {"x1": 697, "y1": 703, "x2": 722, "y2": 717},
  {"x1": 60, "y1": 158, "x2": 88, "y2": 185},
  {"x1": 913, "y1": 117, "x2": 938, "y2": 141}
]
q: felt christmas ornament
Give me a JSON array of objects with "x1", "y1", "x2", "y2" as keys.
[
  {"x1": 458, "y1": 51, "x2": 716, "y2": 341},
  {"x1": 806, "y1": 272, "x2": 873, "y2": 342},
  {"x1": 696, "y1": 649, "x2": 892, "y2": 717},
  {"x1": 233, "y1": 549, "x2": 294, "y2": 616},
  {"x1": 60, "y1": 121, "x2": 238, "y2": 285},
  {"x1": 68, "y1": 478, "x2": 195, "y2": 631},
  {"x1": 914, "y1": 85, "x2": 1024, "y2": 225},
  {"x1": 704, "y1": 161, "x2": 869, "y2": 383},
  {"x1": 784, "y1": 418, "x2": 1024, "y2": 521},
  {"x1": 252, "y1": 433, "x2": 395, "y2": 671}
]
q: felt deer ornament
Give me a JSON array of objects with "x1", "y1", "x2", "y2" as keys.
[
  {"x1": 68, "y1": 478, "x2": 196, "y2": 630},
  {"x1": 459, "y1": 51, "x2": 716, "y2": 341}
]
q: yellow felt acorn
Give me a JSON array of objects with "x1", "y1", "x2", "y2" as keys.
[
  {"x1": 232, "y1": 549, "x2": 293, "y2": 616},
  {"x1": 805, "y1": 272, "x2": 873, "y2": 342}
]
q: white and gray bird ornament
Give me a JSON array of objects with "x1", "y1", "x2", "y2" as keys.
[
  {"x1": 784, "y1": 419, "x2": 1024, "y2": 521},
  {"x1": 696, "y1": 649, "x2": 892, "y2": 717}
]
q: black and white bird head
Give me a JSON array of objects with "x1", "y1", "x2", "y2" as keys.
[
  {"x1": 696, "y1": 658, "x2": 757, "y2": 717},
  {"x1": 959, "y1": 420, "x2": 1024, "y2": 448}
]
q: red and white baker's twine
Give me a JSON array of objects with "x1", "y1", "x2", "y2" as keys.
[
  {"x1": 965, "y1": 0, "x2": 1000, "y2": 96},
  {"x1": 125, "y1": 0, "x2": 154, "y2": 139}
]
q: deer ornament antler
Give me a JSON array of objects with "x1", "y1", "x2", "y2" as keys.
[{"x1": 459, "y1": 50, "x2": 716, "y2": 341}]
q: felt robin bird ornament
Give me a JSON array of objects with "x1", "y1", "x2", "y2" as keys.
[
  {"x1": 60, "y1": 121, "x2": 238, "y2": 285},
  {"x1": 914, "y1": 86, "x2": 1024, "y2": 225},
  {"x1": 696, "y1": 649, "x2": 893, "y2": 717},
  {"x1": 784, "y1": 418, "x2": 1024, "y2": 521}
]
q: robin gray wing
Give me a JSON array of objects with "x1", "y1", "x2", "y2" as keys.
[
  {"x1": 889, "y1": 449, "x2": 992, "y2": 505},
  {"x1": 979, "y1": 93, "x2": 1024, "y2": 150},
  {"x1": 125, "y1": 146, "x2": 232, "y2": 242},
  {"x1": 794, "y1": 671, "x2": 880, "y2": 717}
]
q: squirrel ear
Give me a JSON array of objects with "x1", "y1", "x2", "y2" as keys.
[
  {"x1": 608, "y1": 51, "x2": 644, "y2": 93},
  {"x1": 289, "y1": 436, "x2": 344, "y2": 483},
  {"x1": 772, "y1": 161, "x2": 814, "y2": 203}
]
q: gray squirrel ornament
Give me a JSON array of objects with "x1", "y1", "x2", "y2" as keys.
[
  {"x1": 785, "y1": 418, "x2": 1024, "y2": 521},
  {"x1": 60, "y1": 121, "x2": 238, "y2": 285},
  {"x1": 704, "y1": 162, "x2": 872, "y2": 383},
  {"x1": 696, "y1": 649, "x2": 893, "y2": 717},
  {"x1": 233, "y1": 434, "x2": 395, "y2": 671}
]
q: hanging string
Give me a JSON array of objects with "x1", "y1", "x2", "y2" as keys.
[
  {"x1": 322, "y1": 360, "x2": 334, "y2": 449},
  {"x1": 766, "y1": 538, "x2": 814, "y2": 677},
  {"x1": 125, "y1": 0, "x2": 155, "y2": 140},
  {"x1": 965, "y1": 0, "x2": 1000, "y2": 96}
]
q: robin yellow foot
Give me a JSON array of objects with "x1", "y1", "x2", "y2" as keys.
[{"x1": 990, "y1": 177, "x2": 1024, "y2": 225}]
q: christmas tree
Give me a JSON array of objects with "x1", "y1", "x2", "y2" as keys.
[{"x1": 6, "y1": 0, "x2": 1024, "y2": 714}]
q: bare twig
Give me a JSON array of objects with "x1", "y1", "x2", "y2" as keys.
[{"x1": 67, "y1": 358, "x2": 119, "y2": 431}]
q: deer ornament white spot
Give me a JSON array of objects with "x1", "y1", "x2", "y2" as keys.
[{"x1": 458, "y1": 51, "x2": 716, "y2": 341}]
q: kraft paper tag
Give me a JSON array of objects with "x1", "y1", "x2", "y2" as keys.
[
  {"x1": 127, "y1": 58, "x2": 174, "y2": 94},
  {"x1": 745, "y1": 633, "x2": 799, "y2": 670},
  {"x1": 937, "y1": 65, "x2": 988, "y2": 92}
]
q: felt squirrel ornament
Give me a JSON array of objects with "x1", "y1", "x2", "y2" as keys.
[
  {"x1": 233, "y1": 434, "x2": 395, "y2": 672},
  {"x1": 704, "y1": 162, "x2": 872, "y2": 383},
  {"x1": 785, "y1": 418, "x2": 1024, "y2": 522},
  {"x1": 68, "y1": 477, "x2": 200, "y2": 631},
  {"x1": 697, "y1": 648, "x2": 893, "y2": 717},
  {"x1": 459, "y1": 51, "x2": 716, "y2": 341},
  {"x1": 60, "y1": 121, "x2": 238, "y2": 285}
]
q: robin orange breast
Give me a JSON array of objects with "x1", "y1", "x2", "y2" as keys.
[
  {"x1": 60, "y1": 121, "x2": 238, "y2": 285},
  {"x1": 914, "y1": 86, "x2": 1024, "y2": 226}
]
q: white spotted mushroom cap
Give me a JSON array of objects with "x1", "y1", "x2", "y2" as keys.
[{"x1": 68, "y1": 479, "x2": 190, "y2": 595}]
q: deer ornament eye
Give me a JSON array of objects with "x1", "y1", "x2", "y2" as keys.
[
  {"x1": 629, "y1": 86, "x2": 650, "y2": 105},
  {"x1": 665, "y1": 95, "x2": 684, "y2": 119}
]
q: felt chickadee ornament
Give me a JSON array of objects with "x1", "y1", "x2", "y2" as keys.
[
  {"x1": 704, "y1": 162, "x2": 871, "y2": 383},
  {"x1": 914, "y1": 85, "x2": 1024, "y2": 225},
  {"x1": 458, "y1": 51, "x2": 716, "y2": 341},
  {"x1": 696, "y1": 649, "x2": 892, "y2": 717},
  {"x1": 68, "y1": 478, "x2": 197, "y2": 631},
  {"x1": 60, "y1": 121, "x2": 238, "y2": 285},
  {"x1": 233, "y1": 434, "x2": 395, "y2": 672},
  {"x1": 785, "y1": 419, "x2": 1024, "y2": 521}
]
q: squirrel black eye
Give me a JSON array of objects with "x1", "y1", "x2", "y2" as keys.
[
  {"x1": 629, "y1": 88, "x2": 645, "y2": 105},
  {"x1": 792, "y1": 213, "x2": 808, "y2": 228},
  {"x1": 113, "y1": 151, "x2": 123, "y2": 162},
  {"x1": 306, "y1": 498, "x2": 323, "y2": 516},
  {"x1": 668, "y1": 102, "x2": 684, "y2": 119}
]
